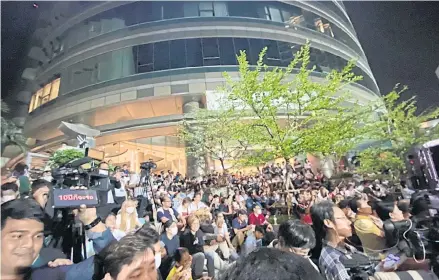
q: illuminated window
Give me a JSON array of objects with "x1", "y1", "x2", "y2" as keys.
[{"x1": 28, "y1": 78, "x2": 61, "y2": 112}]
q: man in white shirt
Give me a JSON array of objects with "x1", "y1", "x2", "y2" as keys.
[{"x1": 189, "y1": 192, "x2": 208, "y2": 214}]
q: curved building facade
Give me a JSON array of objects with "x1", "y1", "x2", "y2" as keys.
[{"x1": 15, "y1": 1, "x2": 380, "y2": 173}]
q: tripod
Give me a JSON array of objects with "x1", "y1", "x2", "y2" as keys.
[{"x1": 135, "y1": 169, "x2": 155, "y2": 218}]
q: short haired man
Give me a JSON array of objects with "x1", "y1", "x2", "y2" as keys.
[
  {"x1": 94, "y1": 232, "x2": 161, "y2": 280},
  {"x1": 351, "y1": 197, "x2": 386, "y2": 259},
  {"x1": 311, "y1": 201, "x2": 355, "y2": 280},
  {"x1": 242, "y1": 225, "x2": 265, "y2": 256},
  {"x1": 157, "y1": 196, "x2": 185, "y2": 230},
  {"x1": 1, "y1": 198, "x2": 114, "y2": 280},
  {"x1": 188, "y1": 192, "x2": 208, "y2": 214},
  {"x1": 231, "y1": 210, "x2": 252, "y2": 248},
  {"x1": 31, "y1": 179, "x2": 51, "y2": 209},
  {"x1": 1, "y1": 182, "x2": 19, "y2": 204}
]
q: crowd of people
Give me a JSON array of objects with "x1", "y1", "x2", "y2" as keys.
[{"x1": 1, "y1": 159, "x2": 438, "y2": 280}]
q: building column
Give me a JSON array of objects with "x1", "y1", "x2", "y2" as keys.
[{"x1": 183, "y1": 101, "x2": 205, "y2": 178}]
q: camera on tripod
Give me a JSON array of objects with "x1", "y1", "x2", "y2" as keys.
[
  {"x1": 140, "y1": 159, "x2": 157, "y2": 172},
  {"x1": 50, "y1": 148, "x2": 111, "y2": 208}
]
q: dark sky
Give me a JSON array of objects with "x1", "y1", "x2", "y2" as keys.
[
  {"x1": 1, "y1": 1, "x2": 439, "y2": 111},
  {"x1": 345, "y1": 1, "x2": 439, "y2": 111}
]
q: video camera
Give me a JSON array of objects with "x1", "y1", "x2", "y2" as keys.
[
  {"x1": 140, "y1": 160, "x2": 157, "y2": 171},
  {"x1": 49, "y1": 148, "x2": 114, "y2": 208}
]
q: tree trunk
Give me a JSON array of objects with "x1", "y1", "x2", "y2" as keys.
[
  {"x1": 219, "y1": 158, "x2": 225, "y2": 172},
  {"x1": 282, "y1": 157, "x2": 291, "y2": 191}
]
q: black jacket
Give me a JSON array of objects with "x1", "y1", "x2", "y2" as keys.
[{"x1": 180, "y1": 229, "x2": 205, "y2": 255}]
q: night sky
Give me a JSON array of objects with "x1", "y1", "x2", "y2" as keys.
[{"x1": 1, "y1": 1, "x2": 439, "y2": 112}]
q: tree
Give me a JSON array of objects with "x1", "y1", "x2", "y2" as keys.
[
  {"x1": 222, "y1": 43, "x2": 370, "y2": 168},
  {"x1": 1, "y1": 99, "x2": 28, "y2": 154},
  {"x1": 48, "y1": 148, "x2": 85, "y2": 168},
  {"x1": 179, "y1": 101, "x2": 248, "y2": 172},
  {"x1": 358, "y1": 85, "x2": 439, "y2": 176}
]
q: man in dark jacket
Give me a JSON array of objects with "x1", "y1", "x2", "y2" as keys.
[
  {"x1": 1, "y1": 198, "x2": 114, "y2": 280},
  {"x1": 95, "y1": 162, "x2": 123, "y2": 219}
]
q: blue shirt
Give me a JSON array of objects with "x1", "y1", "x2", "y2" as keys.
[
  {"x1": 157, "y1": 208, "x2": 179, "y2": 223},
  {"x1": 160, "y1": 233, "x2": 180, "y2": 258},
  {"x1": 242, "y1": 234, "x2": 263, "y2": 256},
  {"x1": 232, "y1": 218, "x2": 247, "y2": 230}
]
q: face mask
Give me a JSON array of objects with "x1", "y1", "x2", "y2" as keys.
[
  {"x1": 1, "y1": 195, "x2": 16, "y2": 204},
  {"x1": 126, "y1": 207, "x2": 135, "y2": 214},
  {"x1": 170, "y1": 227, "x2": 178, "y2": 236},
  {"x1": 43, "y1": 176, "x2": 53, "y2": 182},
  {"x1": 99, "y1": 169, "x2": 109, "y2": 176},
  {"x1": 155, "y1": 253, "x2": 161, "y2": 269}
]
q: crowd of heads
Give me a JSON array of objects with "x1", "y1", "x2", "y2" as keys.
[{"x1": 1, "y1": 158, "x2": 438, "y2": 280}]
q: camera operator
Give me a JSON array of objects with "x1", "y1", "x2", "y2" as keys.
[
  {"x1": 1, "y1": 198, "x2": 115, "y2": 280},
  {"x1": 95, "y1": 162, "x2": 123, "y2": 219}
]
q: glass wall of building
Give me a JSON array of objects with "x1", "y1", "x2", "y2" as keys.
[
  {"x1": 55, "y1": 1, "x2": 362, "y2": 59},
  {"x1": 60, "y1": 37, "x2": 375, "y2": 95}
]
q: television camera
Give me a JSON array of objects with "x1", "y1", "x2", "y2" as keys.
[
  {"x1": 50, "y1": 148, "x2": 112, "y2": 209},
  {"x1": 405, "y1": 139, "x2": 439, "y2": 190},
  {"x1": 382, "y1": 213, "x2": 439, "y2": 276}
]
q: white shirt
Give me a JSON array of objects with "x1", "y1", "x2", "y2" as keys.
[
  {"x1": 213, "y1": 223, "x2": 228, "y2": 236},
  {"x1": 189, "y1": 201, "x2": 207, "y2": 214},
  {"x1": 107, "y1": 189, "x2": 115, "y2": 204}
]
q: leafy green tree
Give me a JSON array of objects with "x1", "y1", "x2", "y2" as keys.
[
  {"x1": 358, "y1": 85, "x2": 439, "y2": 176},
  {"x1": 48, "y1": 149, "x2": 85, "y2": 168},
  {"x1": 1, "y1": 99, "x2": 28, "y2": 154},
  {"x1": 222, "y1": 43, "x2": 370, "y2": 167},
  {"x1": 179, "y1": 102, "x2": 248, "y2": 172}
]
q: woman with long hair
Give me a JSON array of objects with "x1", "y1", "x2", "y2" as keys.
[{"x1": 116, "y1": 199, "x2": 142, "y2": 233}]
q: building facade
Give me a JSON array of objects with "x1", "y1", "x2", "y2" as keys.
[{"x1": 13, "y1": 1, "x2": 381, "y2": 174}]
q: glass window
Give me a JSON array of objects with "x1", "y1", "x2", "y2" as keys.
[
  {"x1": 137, "y1": 44, "x2": 153, "y2": 67},
  {"x1": 170, "y1": 40, "x2": 187, "y2": 68},
  {"x1": 278, "y1": 41, "x2": 294, "y2": 66},
  {"x1": 281, "y1": 10, "x2": 292, "y2": 23},
  {"x1": 268, "y1": 7, "x2": 283, "y2": 22},
  {"x1": 199, "y1": 2, "x2": 214, "y2": 17},
  {"x1": 265, "y1": 40, "x2": 280, "y2": 60},
  {"x1": 202, "y1": 38, "x2": 220, "y2": 66},
  {"x1": 184, "y1": 2, "x2": 198, "y2": 17},
  {"x1": 234, "y1": 38, "x2": 250, "y2": 58},
  {"x1": 164, "y1": 2, "x2": 184, "y2": 19},
  {"x1": 228, "y1": 1, "x2": 259, "y2": 18},
  {"x1": 202, "y1": 38, "x2": 220, "y2": 58},
  {"x1": 28, "y1": 94, "x2": 36, "y2": 113},
  {"x1": 29, "y1": 78, "x2": 61, "y2": 112},
  {"x1": 186, "y1": 38, "x2": 203, "y2": 67},
  {"x1": 214, "y1": 2, "x2": 228, "y2": 16},
  {"x1": 41, "y1": 83, "x2": 52, "y2": 104},
  {"x1": 248, "y1": 38, "x2": 264, "y2": 65},
  {"x1": 50, "y1": 78, "x2": 60, "y2": 100},
  {"x1": 154, "y1": 41, "x2": 170, "y2": 71},
  {"x1": 219, "y1": 38, "x2": 236, "y2": 65}
]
